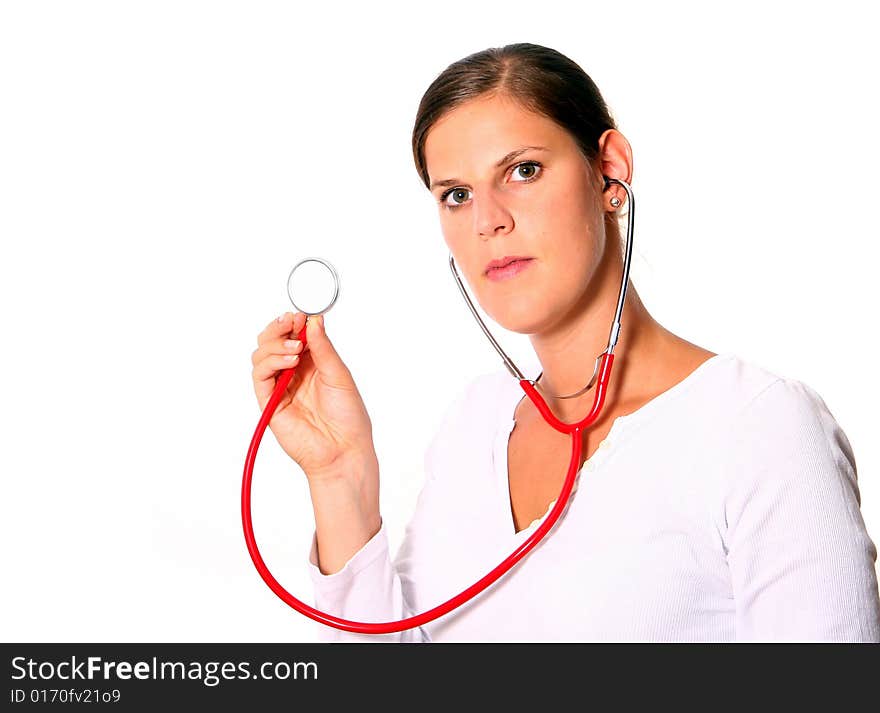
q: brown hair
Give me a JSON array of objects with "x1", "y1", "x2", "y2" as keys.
[{"x1": 411, "y1": 43, "x2": 618, "y2": 191}]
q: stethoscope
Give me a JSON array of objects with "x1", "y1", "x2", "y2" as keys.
[{"x1": 242, "y1": 176, "x2": 634, "y2": 634}]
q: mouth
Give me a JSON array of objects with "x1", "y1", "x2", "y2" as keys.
[
  {"x1": 484, "y1": 257, "x2": 535, "y2": 281},
  {"x1": 484, "y1": 255, "x2": 534, "y2": 275}
]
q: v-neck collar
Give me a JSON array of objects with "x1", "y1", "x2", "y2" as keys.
[{"x1": 491, "y1": 352, "x2": 735, "y2": 538}]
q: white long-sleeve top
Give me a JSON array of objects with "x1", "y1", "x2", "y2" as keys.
[{"x1": 305, "y1": 352, "x2": 880, "y2": 642}]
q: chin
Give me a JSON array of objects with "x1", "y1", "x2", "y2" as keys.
[{"x1": 481, "y1": 295, "x2": 552, "y2": 335}]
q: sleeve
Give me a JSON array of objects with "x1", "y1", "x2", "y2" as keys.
[
  {"x1": 305, "y1": 516, "x2": 427, "y2": 643},
  {"x1": 720, "y1": 377, "x2": 880, "y2": 642},
  {"x1": 303, "y1": 377, "x2": 483, "y2": 643}
]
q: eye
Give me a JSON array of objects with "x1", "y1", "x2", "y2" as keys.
[
  {"x1": 510, "y1": 161, "x2": 542, "y2": 182},
  {"x1": 437, "y1": 160, "x2": 544, "y2": 211},
  {"x1": 440, "y1": 187, "x2": 472, "y2": 209}
]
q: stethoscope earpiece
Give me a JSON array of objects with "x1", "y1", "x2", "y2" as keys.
[{"x1": 603, "y1": 175, "x2": 623, "y2": 209}]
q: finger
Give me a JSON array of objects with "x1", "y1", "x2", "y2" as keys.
[
  {"x1": 292, "y1": 311, "x2": 308, "y2": 340},
  {"x1": 257, "y1": 311, "x2": 308, "y2": 348},
  {"x1": 303, "y1": 313, "x2": 351, "y2": 383},
  {"x1": 253, "y1": 353, "x2": 303, "y2": 405},
  {"x1": 251, "y1": 337, "x2": 306, "y2": 366}
]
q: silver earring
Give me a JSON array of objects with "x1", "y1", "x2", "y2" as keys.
[{"x1": 610, "y1": 196, "x2": 621, "y2": 208}]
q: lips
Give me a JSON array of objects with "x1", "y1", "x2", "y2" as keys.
[
  {"x1": 484, "y1": 255, "x2": 533, "y2": 275},
  {"x1": 484, "y1": 257, "x2": 535, "y2": 282}
]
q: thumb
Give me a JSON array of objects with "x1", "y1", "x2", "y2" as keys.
[{"x1": 305, "y1": 314, "x2": 350, "y2": 382}]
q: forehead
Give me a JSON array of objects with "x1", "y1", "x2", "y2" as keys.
[{"x1": 424, "y1": 93, "x2": 571, "y2": 178}]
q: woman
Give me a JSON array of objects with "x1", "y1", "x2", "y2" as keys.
[{"x1": 250, "y1": 43, "x2": 880, "y2": 642}]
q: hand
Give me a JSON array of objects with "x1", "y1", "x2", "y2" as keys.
[{"x1": 251, "y1": 312, "x2": 378, "y2": 483}]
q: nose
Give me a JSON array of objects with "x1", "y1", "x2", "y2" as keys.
[{"x1": 473, "y1": 189, "x2": 514, "y2": 238}]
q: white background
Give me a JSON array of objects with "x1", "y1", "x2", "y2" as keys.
[{"x1": 2, "y1": 1, "x2": 877, "y2": 642}]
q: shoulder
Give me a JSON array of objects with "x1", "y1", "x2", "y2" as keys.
[
  {"x1": 424, "y1": 365, "x2": 515, "y2": 454},
  {"x1": 681, "y1": 353, "x2": 841, "y2": 437},
  {"x1": 657, "y1": 353, "x2": 858, "y2": 502},
  {"x1": 714, "y1": 354, "x2": 848, "y2": 448},
  {"x1": 698, "y1": 354, "x2": 858, "y2": 494},
  {"x1": 435, "y1": 366, "x2": 514, "y2": 433}
]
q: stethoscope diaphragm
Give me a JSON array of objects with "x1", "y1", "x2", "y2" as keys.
[{"x1": 287, "y1": 257, "x2": 340, "y2": 317}]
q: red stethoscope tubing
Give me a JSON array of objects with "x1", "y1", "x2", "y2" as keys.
[{"x1": 242, "y1": 320, "x2": 615, "y2": 634}]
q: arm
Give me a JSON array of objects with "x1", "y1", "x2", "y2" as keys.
[
  {"x1": 305, "y1": 443, "x2": 447, "y2": 643},
  {"x1": 304, "y1": 378, "x2": 483, "y2": 643},
  {"x1": 308, "y1": 452, "x2": 382, "y2": 577},
  {"x1": 306, "y1": 518, "x2": 429, "y2": 643},
  {"x1": 721, "y1": 378, "x2": 880, "y2": 642}
]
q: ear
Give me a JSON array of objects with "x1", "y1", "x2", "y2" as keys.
[{"x1": 596, "y1": 129, "x2": 633, "y2": 210}]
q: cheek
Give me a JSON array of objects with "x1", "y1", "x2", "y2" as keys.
[
  {"x1": 440, "y1": 218, "x2": 479, "y2": 274},
  {"x1": 439, "y1": 215, "x2": 459, "y2": 247},
  {"x1": 538, "y1": 178, "x2": 602, "y2": 265},
  {"x1": 542, "y1": 175, "x2": 596, "y2": 233}
]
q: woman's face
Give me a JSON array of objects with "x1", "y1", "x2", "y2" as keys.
[{"x1": 423, "y1": 92, "x2": 608, "y2": 334}]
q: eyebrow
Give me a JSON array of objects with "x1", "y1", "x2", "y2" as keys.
[{"x1": 429, "y1": 145, "x2": 549, "y2": 192}]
